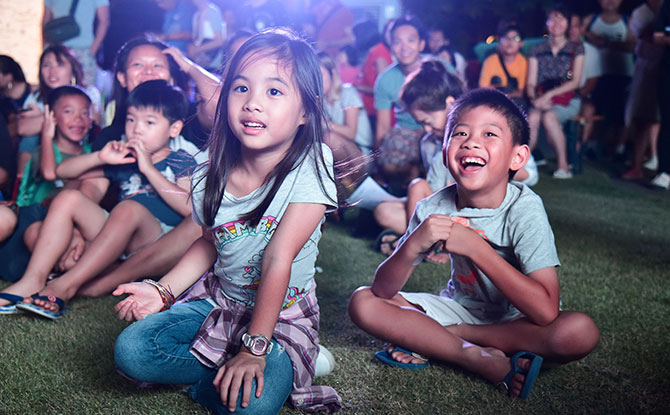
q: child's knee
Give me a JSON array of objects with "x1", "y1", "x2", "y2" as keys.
[
  {"x1": 552, "y1": 312, "x2": 600, "y2": 359},
  {"x1": 0, "y1": 207, "x2": 17, "y2": 241},
  {"x1": 51, "y1": 189, "x2": 86, "y2": 212},
  {"x1": 22, "y1": 221, "x2": 41, "y2": 249},
  {"x1": 348, "y1": 286, "x2": 376, "y2": 325},
  {"x1": 408, "y1": 178, "x2": 430, "y2": 197}
]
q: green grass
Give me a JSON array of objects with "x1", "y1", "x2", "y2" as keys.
[{"x1": 2, "y1": 164, "x2": 670, "y2": 414}]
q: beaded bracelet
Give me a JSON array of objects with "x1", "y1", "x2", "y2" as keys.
[{"x1": 141, "y1": 279, "x2": 175, "y2": 310}]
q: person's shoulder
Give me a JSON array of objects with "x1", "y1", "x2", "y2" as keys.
[
  {"x1": 570, "y1": 41, "x2": 585, "y2": 55},
  {"x1": 417, "y1": 183, "x2": 456, "y2": 214},
  {"x1": 378, "y1": 62, "x2": 401, "y2": 79},
  {"x1": 505, "y1": 182, "x2": 548, "y2": 219},
  {"x1": 168, "y1": 148, "x2": 197, "y2": 165},
  {"x1": 95, "y1": 0, "x2": 110, "y2": 8},
  {"x1": 482, "y1": 53, "x2": 497, "y2": 65},
  {"x1": 529, "y1": 40, "x2": 549, "y2": 55}
]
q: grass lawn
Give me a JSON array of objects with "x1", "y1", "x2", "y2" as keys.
[{"x1": 1, "y1": 164, "x2": 669, "y2": 414}]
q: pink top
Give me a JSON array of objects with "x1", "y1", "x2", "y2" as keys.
[{"x1": 356, "y1": 42, "x2": 392, "y2": 116}]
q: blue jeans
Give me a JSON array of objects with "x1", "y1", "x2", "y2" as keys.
[{"x1": 114, "y1": 300, "x2": 293, "y2": 414}]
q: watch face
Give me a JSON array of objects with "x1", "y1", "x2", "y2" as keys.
[{"x1": 250, "y1": 337, "x2": 269, "y2": 355}]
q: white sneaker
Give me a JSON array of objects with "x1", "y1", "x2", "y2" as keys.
[
  {"x1": 643, "y1": 156, "x2": 658, "y2": 171},
  {"x1": 314, "y1": 345, "x2": 335, "y2": 377},
  {"x1": 552, "y1": 169, "x2": 573, "y2": 179},
  {"x1": 650, "y1": 172, "x2": 670, "y2": 190}
]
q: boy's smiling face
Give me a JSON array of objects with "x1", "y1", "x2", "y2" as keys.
[
  {"x1": 54, "y1": 94, "x2": 92, "y2": 143},
  {"x1": 445, "y1": 105, "x2": 528, "y2": 208},
  {"x1": 125, "y1": 106, "x2": 181, "y2": 153}
]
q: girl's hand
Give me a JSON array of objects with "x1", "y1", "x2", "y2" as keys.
[
  {"x1": 112, "y1": 282, "x2": 164, "y2": 321},
  {"x1": 41, "y1": 105, "x2": 56, "y2": 142},
  {"x1": 163, "y1": 47, "x2": 194, "y2": 74},
  {"x1": 213, "y1": 351, "x2": 266, "y2": 412},
  {"x1": 532, "y1": 95, "x2": 552, "y2": 111},
  {"x1": 99, "y1": 140, "x2": 136, "y2": 165},
  {"x1": 126, "y1": 139, "x2": 152, "y2": 173}
]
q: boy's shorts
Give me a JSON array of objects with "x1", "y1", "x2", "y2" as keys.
[{"x1": 399, "y1": 291, "x2": 522, "y2": 326}]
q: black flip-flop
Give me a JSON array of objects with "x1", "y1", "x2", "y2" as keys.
[{"x1": 375, "y1": 229, "x2": 402, "y2": 255}]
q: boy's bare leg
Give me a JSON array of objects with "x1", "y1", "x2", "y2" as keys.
[
  {"x1": 446, "y1": 312, "x2": 599, "y2": 363},
  {"x1": 374, "y1": 201, "x2": 408, "y2": 234},
  {"x1": 27, "y1": 200, "x2": 163, "y2": 312},
  {"x1": 0, "y1": 190, "x2": 107, "y2": 306},
  {"x1": 77, "y1": 217, "x2": 201, "y2": 297},
  {"x1": 349, "y1": 287, "x2": 598, "y2": 397}
]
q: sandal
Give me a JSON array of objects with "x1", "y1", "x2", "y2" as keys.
[{"x1": 375, "y1": 229, "x2": 402, "y2": 256}]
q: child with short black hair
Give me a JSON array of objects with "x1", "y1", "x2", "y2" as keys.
[
  {"x1": 350, "y1": 88, "x2": 599, "y2": 399},
  {"x1": 5, "y1": 80, "x2": 196, "y2": 320},
  {"x1": 479, "y1": 22, "x2": 528, "y2": 105}
]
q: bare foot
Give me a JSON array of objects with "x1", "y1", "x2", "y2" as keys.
[
  {"x1": 384, "y1": 344, "x2": 428, "y2": 365},
  {"x1": 487, "y1": 351, "x2": 538, "y2": 398},
  {"x1": 21, "y1": 277, "x2": 77, "y2": 313},
  {"x1": 0, "y1": 279, "x2": 46, "y2": 307}
]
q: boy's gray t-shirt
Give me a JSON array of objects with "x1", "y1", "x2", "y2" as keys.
[
  {"x1": 191, "y1": 144, "x2": 337, "y2": 309},
  {"x1": 400, "y1": 181, "x2": 560, "y2": 321}
]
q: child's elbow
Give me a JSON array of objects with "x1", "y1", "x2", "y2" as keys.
[
  {"x1": 41, "y1": 169, "x2": 57, "y2": 181},
  {"x1": 535, "y1": 307, "x2": 559, "y2": 327}
]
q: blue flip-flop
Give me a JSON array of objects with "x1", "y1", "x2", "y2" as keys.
[
  {"x1": 500, "y1": 351, "x2": 543, "y2": 399},
  {"x1": 0, "y1": 293, "x2": 25, "y2": 314},
  {"x1": 16, "y1": 294, "x2": 67, "y2": 320},
  {"x1": 375, "y1": 346, "x2": 430, "y2": 370}
]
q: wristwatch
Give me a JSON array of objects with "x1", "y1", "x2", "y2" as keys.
[{"x1": 241, "y1": 333, "x2": 273, "y2": 356}]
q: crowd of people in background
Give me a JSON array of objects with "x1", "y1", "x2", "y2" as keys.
[{"x1": 0, "y1": 0, "x2": 668, "y2": 413}]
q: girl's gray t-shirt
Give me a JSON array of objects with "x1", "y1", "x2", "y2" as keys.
[{"x1": 191, "y1": 144, "x2": 337, "y2": 309}]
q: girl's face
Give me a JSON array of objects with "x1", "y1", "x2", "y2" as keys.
[
  {"x1": 41, "y1": 52, "x2": 74, "y2": 89},
  {"x1": 410, "y1": 105, "x2": 449, "y2": 138},
  {"x1": 320, "y1": 65, "x2": 332, "y2": 97},
  {"x1": 118, "y1": 45, "x2": 172, "y2": 92},
  {"x1": 227, "y1": 54, "x2": 306, "y2": 155},
  {"x1": 547, "y1": 12, "x2": 569, "y2": 37},
  {"x1": 54, "y1": 94, "x2": 92, "y2": 143}
]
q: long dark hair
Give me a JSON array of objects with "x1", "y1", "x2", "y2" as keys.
[
  {"x1": 111, "y1": 34, "x2": 187, "y2": 126},
  {"x1": 38, "y1": 45, "x2": 84, "y2": 102},
  {"x1": 0, "y1": 55, "x2": 26, "y2": 83},
  {"x1": 198, "y1": 28, "x2": 335, "y2": 227}
]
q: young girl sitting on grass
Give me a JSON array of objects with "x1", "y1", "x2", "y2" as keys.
[{"x1": 112, "y1": 29, "x2": 342, "y2": 414}]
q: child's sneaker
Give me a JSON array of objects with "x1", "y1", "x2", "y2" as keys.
[
  {"x1": 315, "y1": 345, "x2": 336, "y2": 377},
  {"x1": 650, "y1": 172, "x2": 670, "y2": 190},
  {"x1": 552, "y1": 169, "x2": 573, "y2": 179},
  {"x1": 643, "y1": 156, "x2": 658, "y2": 171}
]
